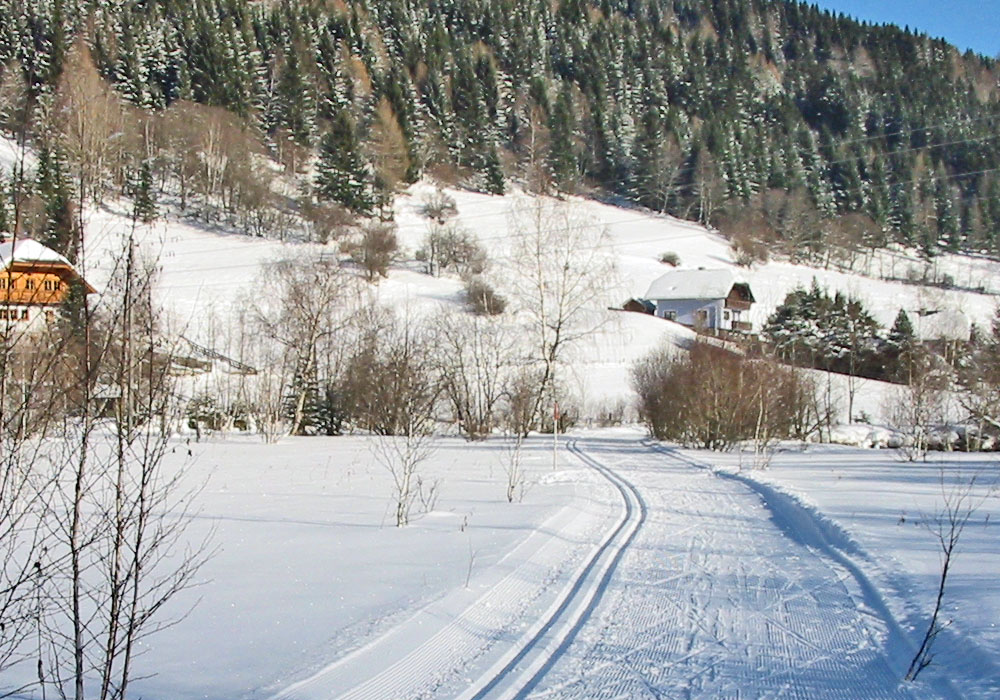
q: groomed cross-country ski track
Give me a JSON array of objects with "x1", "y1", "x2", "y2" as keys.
[{"x1": 267, "y1": 435, "x2": 939, "y2": 700}]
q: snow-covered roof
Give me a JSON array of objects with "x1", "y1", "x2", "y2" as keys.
[
  {"x1": 0, "y1": 236, "x2": 73, "y2": 270},
  {"x1": 912, "y1": 309, "x2": 971, "y2": 342},
  {"x1": 644, "y1": 268, "x2": 746, "y2": 301}
]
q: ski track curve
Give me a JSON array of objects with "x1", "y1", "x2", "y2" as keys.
[
  {"x1": 457, "y1": 439, "x2": 647, "y2": 700},
  {"x1": 264, "y1": 438, "x2": 634, "y2": 700},
  {"x1": 522, "y1": 437, "x2": 927, "y2": 700}
]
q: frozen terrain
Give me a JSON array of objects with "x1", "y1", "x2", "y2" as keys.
[
  {"x1": 4, "y1": 135, "x2": 999, "y2": 698},
  {"x1": 70, "y1": 178, "x2": 1000, "y2": 423},
  {"x1": 7, "y1": 430, "x2": 991, "y2": 699}
]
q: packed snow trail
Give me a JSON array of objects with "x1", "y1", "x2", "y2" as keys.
[
  {"x1": 520, "y1": 437, "x2": 921, "y2": 700},
  {"x1": 267, "y1": 436, "x2": 926, "y2": 700},
  {"x1": 458, "y1": 440, "x2": 646, "y2": 699},
  {"x1": 264, "y1": 438, "x2": 629, "y2": 700}
]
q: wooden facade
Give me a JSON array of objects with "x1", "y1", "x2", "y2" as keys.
[
  {"x1": 1, "y1": 238, "x2": 95, "y2": 327},
  {"x1": 723, "y1": 283, "x2": 755, "y2": 312}
]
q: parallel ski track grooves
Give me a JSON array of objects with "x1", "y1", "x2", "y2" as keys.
[{"x1": 463, "y1": 438, "x2": 647, "y2": 700}]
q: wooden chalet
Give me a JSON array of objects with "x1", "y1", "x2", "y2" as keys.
[{"x1": 0, "y1": 234, "x2": 95, "y2": 327}]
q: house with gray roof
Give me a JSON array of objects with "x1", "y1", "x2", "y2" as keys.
[{"x1": 644, "y1": 268, "x2": 754, "y2": 332}]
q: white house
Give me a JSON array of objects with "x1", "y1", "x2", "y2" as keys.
[
  {"x1": 644, "y1": 268, "x2": 755, "y2": 332},
  {"x1": 911, "y1": 309, "x2": 971, "y2": 344},
  {"x1": 1, "y1": 234, "x2": 95, "y2": 330}
]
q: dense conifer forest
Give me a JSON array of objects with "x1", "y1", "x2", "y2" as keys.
[{"x1": 1, "y1": 0, "x2": 999, "y2": 261}]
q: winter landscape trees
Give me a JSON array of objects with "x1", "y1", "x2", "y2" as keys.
[
  {"x1": 0, "y1": 1, "x2": 999, "y2": 696},
  {"x1": 4, "y1": 0, "x2": 1000, "y2": 260},
  {"x1": 0, "y1": 238, "x2": 205, "y2": 699}
]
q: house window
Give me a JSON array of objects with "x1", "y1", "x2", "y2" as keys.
[
  {"x1": 0, "y1": 309, "x2": 6, "y2": 320},
  {"x1": 25, "y1": 279, "x2": 35, "y2": 290},
  {"x1": 723, "y1": 310, "x2": 731, "y2": 321},
  {"x1": 0, "y1": 278, "x2": 6, "y2": 289},
  {"x1": 20, "y1": 309, "x2": 28, "y2": 320},
  {"x1": 45, "y1": 310, "x2": 54, "y2": 323},
  {"x1": 663, "y1": 310, "x2": 677, "y2": 321},
  {"x1": 44, "y1": 279, "x2": 54, "y2": 291}
]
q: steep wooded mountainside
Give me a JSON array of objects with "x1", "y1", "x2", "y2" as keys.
[{"x1": 1, "y1": 0, "x2": 999, "y2": 259}]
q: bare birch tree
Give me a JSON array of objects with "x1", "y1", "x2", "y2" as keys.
[
  {"x1": 252, "y1": 252, "x2": 359, "y2": 437},
  {"x1": 506, "y1": 199, "x2": 616, "y2": 431}
]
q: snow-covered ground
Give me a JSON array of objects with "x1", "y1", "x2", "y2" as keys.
[
  {"x1": 695, "y1": 442, "x2": 1000, "y2": 699},
  {"x1": 5, "y1": 135, "x2": 1000, "y2": 698},
  {"x1": 67, "y1": 180, "x2": 1000, "y2": 422},
  {"x1": 5, "y1": 127, "x2": 999, "y2": 418},
  {"x1": 7, "y1": 430, "x2": 992, "y2": 699}
]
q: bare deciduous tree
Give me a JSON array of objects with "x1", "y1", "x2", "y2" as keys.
[
  {"x1": 633, "y1": 342, "x2": 814, "y2": 451},
  {"x1": 252, "y1": 252, "x2": 359, "y2": 437},
  {"x1": 507, "y1": 199, "x2": 616, "y2": 431},
  {"x1": 888, "y1": 346, "x2": 949, "y2": 461},
  {"x1": 905, "y1": 471, "x2": 991, "y2": 681},
  {"x1": 433, "y1": 311, "x2": 516, "y2": 440},
  {"x1": 363, "y1": 321, "x2": 441, "y2": 526},
  {"x1": 502, "y1": 432, "x2": 527, "y2": 503},
  {"x1": 51, "y1": 39, "x2": 126, "y2": 206},
  {"x1": 343, "y1": 221, "x2": 397, "y2": 282}
]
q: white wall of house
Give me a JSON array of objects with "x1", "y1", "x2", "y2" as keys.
[
  {"x1": 655, "y1": 298, "x2": 727, "y2": 329},
  {"x1": 1, "y1": 305, "x2": 56, "y2": 331}
]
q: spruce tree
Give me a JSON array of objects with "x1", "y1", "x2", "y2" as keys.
[
  {"x1": 132, "y1": 160, "x2": 157, "y2": 224},
  {"x1": 34, "y1": 142, "x2": 76, "y2": 259},
  {"x1": 315, "y1": 110, "x2": 373, "y2": 214}
]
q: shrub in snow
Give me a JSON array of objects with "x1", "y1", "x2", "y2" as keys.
[
  {"x1": 633, "y1": 341, "x2": 820, "y2": 450},
  {"x1": 418, "y1": 223, "x2": 487, "y2": 277},
  {"x1": 465, "y1": 277, "x2": 506, "y2": 315},
  {"x1": 342, "y1": 221, "x2": 397, "y2": 281},
  {"x1": 420, "y1": 189, "x2": 458, "y2": 224}
]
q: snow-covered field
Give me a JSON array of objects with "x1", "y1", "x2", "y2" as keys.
[
  {"x1": 68, "y1": 180, "x2": 1000, "y2": 423},
  {"x1": 697, "y1": 443, "x2": 1000, "y2": 698},
  {"x1": 8, "y1": 430, "x2": 990, "y2": 700},
  {"x1": 5, "y1": 136, "x2": 1000, "y2": 698},
  {"x1": 5, "y1": 126, "x2": 999, "y2": 418}
]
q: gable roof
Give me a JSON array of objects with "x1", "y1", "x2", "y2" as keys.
[
  {"x1": 644, "y1": 268, "x2": 747, "y2": 301},
  {"x1": 912, "y1": 309, "x2": 971, "y2": 343},
  {"x1": 0, "y1": 236, "x2": 73, "y2": 269}
]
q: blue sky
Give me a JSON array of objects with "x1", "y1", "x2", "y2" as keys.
[{"x1": 815, "y1": 1, "x2": 1000, "y2": 58}]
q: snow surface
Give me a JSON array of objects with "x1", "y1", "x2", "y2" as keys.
[
  {"x1": 63, "y1": 177, "x2": 1000, "y2": 421},
  {"x1": 6, "y1": 430, "x2": 993, "y2": 699},
  {"x1": 4, "y1": 134, "x2": 1000, "y2": 698},
  {"x1": 0, "y1": 237, "x2": 74, "y2": 269},
  {"x1": 643, "y1": 266, "x2": 743, "y2": 300},
  {"x1": 694, "y1": 442, "x2": 1000, "y2": 699}
]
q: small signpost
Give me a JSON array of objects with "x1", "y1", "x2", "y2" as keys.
[{"x1": 553, "y1": 401, "x2": 559, "y2": 470}]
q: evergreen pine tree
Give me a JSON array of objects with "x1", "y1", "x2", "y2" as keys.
[
  {"x1": 34, "y1": 141, "x2": 76, "y2": 259},
  {"x1": 548, "y1": 83, "x2": 577, "y2": 192},
  {"x1": 315, "y1": 110, "x2": 373, "y2": 214},
  {"x1": 132, "y1": 160, "x2": 157, "y2": 224}
]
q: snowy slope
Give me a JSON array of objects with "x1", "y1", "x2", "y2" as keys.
[
  {"x1": 3, "y1": 132, "x2": 996, "y2": 416},
  {"x1": 696, "y1": 443, "x2": 1000, "y2": 699},
  {"x1": 60, "y1": 178, "x2": 1000, "y2": 421}
]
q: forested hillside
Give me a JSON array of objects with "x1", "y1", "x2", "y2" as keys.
[{"x1": 1, "y1": 0, "x2": 999, "y2": 261}]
